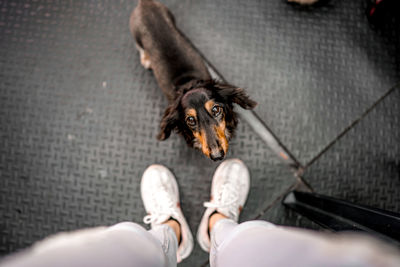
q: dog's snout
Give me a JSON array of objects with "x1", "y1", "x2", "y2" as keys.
[{"x1": 210, "y1": 149, "x2": 225, "y2": 161}]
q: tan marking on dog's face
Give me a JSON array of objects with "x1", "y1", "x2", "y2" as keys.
[
  {"x1": 214, "y1": 120, "x2": 228, "y2": 154},
  {"x1": 193, "y1": 130, "x2": 209, "y2": 157},
  {"x1": 186, "y1": 108, "x2": 210, "y2": 156},
  {"x1": 189, "y1": 100, "x2": 228, "y2": 159},
  {"x1": 204, "y1": 100, "x2": 215, "y2": 114},
  {"x1": 186, "y1": 108, "x2": 196, "y2": 118},
  {"x1": 207, "y1": 100, "x2": 228, "y2": 155}
]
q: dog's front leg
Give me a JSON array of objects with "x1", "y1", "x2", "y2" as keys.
[{"x1": 136, "y1": 44, "x2": 151, "y2": 69}]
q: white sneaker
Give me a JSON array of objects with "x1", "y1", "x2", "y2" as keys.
[
  {"x1": 197, "y1": 159, "x2": 250, "y2": 252},
  {"x1": 141, "y1": 164, "x2": 194, "y2": 262}
]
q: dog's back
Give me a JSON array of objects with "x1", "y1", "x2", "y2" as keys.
[{"x1": 130, "y1": 0, "x2": 210, "y2": 102}]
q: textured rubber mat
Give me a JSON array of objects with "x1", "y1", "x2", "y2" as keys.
[
  {"x1": 166, "y1": 0, "x2": 400, "y2": 164},
  {"x1": 302, "y1": 86, "x2": 400, "y2": 213},
  {"x1": 259, "y1": 201, "x2": 321, "y2": 231},
  {"x1": 0, "y1": 1, "x2": 295, "y2": 266}
]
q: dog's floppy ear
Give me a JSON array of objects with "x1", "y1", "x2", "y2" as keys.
[
  {"x1": 157, "y1": 102, "x2": 180, "y2": 141},
  {"x1": 214, "y1": 83, "x2": 257, "y2": 109}
]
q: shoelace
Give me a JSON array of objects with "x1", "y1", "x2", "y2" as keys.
[
  {"x1": 203, "y1": 182, "x2": 240, "y2": 218},
  {"x1": 143, "y1": 186, "x2": 178, "y2": 225}
]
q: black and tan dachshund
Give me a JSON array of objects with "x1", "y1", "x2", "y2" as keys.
[{"x1": 130, "y1": 0, "x2": 257, "y2": 161}]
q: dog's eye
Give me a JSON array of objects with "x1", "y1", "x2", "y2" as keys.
[
  {"x1": 212, "y1": 105, "x2": 222, "y2": 117},
  {"x1": 186, "y1": 116, "x2": 196, "y2": 127}
]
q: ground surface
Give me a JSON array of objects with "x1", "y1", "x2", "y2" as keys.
[{"x1": 0, "y1": 0, "x2": 399, "y2": 266}]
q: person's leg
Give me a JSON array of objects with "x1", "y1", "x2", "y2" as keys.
[
  {"x1": 197, "y1": 159, "x2": 400, "y2": 267},
  {"x1": 209, "y1": 217, "x2": 400, "y2": 267},
  {"x1": 0, "y1": 222, "x2": 175, "y2": 267}
]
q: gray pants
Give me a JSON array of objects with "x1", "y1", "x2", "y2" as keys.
[{"x1": 1, "y1": 220, "x2": 400, "y2": 267}]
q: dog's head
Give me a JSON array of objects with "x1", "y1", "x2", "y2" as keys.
[{"x1": 157, "y1": 80, "x2": 257, "y2": 161}]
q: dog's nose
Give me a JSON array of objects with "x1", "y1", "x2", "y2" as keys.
[{"x1": 210, "y1": 149, "x2": 225, "y2": 161}]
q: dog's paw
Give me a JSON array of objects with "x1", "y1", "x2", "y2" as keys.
[
  {"x1": 141, "y1": 57, "x2": 151, "y2": 69},
  {"x1": 140, "y1": 52, "x2": 151, "y2": 69},
  {"x1": 136, "y1": 44, "x2": 152, "y2": 69}
]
